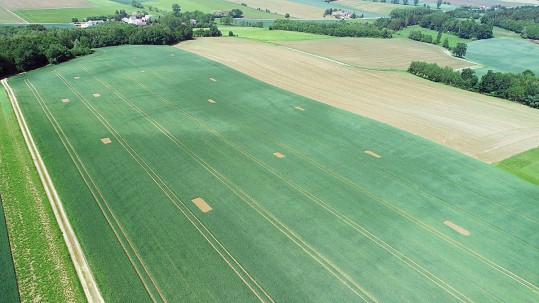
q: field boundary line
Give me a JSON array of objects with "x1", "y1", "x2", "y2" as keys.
[
  {"x1": 1, "y1": 78, "x2": 103, "y2": 303},
  {"x1": 47, "y1": 75, "x2": 167, "y2": 303},
  {"x1": 0, "y1": 2, "x2": 28, "y2": 23}
]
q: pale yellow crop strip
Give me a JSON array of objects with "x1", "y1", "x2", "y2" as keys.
[
  {"x1": 24, "y1": 79, "x2": 163, "y2": 303},
  {"x1": 49, "y1": 74, "x2": 169, "y2": 303},
  {"x1": 71, "y1": 67, "x2": 272, "y2": 303},
  {"x1": 120, "y1": 74, "x2": 378, "y2": 303}
]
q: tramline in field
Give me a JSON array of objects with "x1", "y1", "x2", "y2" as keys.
[{"x1": 7, "y1": 45, "x2": 539, "y2": 302}]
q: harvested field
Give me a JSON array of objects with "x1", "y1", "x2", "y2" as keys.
[
  {"x1": 0, "y1": 0, "x2": 94, "y2": 9},
  {"x1": 278, "y1": 37, "x2": 474, "y2": 70},
  {"x1": 178, "y1": 38, "x2": 539, "y2": 163},
  {"x1": 9, "y1": 45, "x2": 539, "y2": 303},
  {"x1": 0, "y1": 2, "x2": 26, "y2": 23}
]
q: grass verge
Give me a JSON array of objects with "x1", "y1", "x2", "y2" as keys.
[
  {"x1": 0, "y1": 83, "x2": 85, "y2": 302},
  {"x1": 496, "y1": 147, "x2": 539, "y2": 186}
]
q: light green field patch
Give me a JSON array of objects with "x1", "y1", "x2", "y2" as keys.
[
  {"x1": 8, "y1": 45, "x2": 539, "y2": 302},
  {"x1": 394, "y1": 25, "x2": 471, "y2": 49},
  {"x1": 466, "y1": 37, "x2": 539, "y2": 76},
  {"x1": 144, "y1": 0, "x2": 283, "y2": 18},
  {"x1": 13, "y1": 0, "x2": 132, "y2": 23},
  {"x1": 493, "y1": 26, "x2": 523, "y2": 39},
  {"x1": 221, "y1": 25, "x2": 333, "y2": 41},
  {"x1": 496, "y1": 147, "x2": 539, "y2": 186}
]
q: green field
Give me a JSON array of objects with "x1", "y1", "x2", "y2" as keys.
[
  {"x1": 466, "y1": 38, "x2": 539, "y2": 76},
  {"x1": 8, "y1": 45, "x2": 539, "y2": 302},
  {"x1": 394, "y1": 25, "x2": 471, "y2": 49},
  {"x1": 497, "y1": 147, "x2": 539, "y2": 186},
  {"x1": 0, "y1": 197, "x2": 20, "y2": 303},
  {"x1": 0, "y1": 83, "x2": 84, "y2": 302},
  {"x1": 221, "y1": 25, "x2": 332, "y2": 41},
  {"x1": 11, "y1": 0, "x2": 280, "y2": 23}
]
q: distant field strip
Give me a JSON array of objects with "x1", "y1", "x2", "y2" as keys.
[
  {"x1": 0, "y1": 0, "x2": 94, "y2": 9},
  {"x1": 0, "y1": 2, "x2": 26, "y2": 23},
  {"x1": 9, "y1": 45, "x2": 539, "y2": 302},
  {"x1": 278, "y1": 38, "x2": 474, "y2": 70},
  {"x1": 225, "y1": 0, "x2": 327, "y2": 19},
  {"x1": 179, "y1": 38, "x2": 539, "y2": 163}
]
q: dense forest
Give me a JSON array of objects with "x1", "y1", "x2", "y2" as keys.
[
  {"x1": 408, "y1": 61, "x2": 539, "y2": 108},
  {"x1": 480, "y1": 6, "x2": 539, "y2": 39},
  {"x1": 269, "y1": 19, "x2": 392, "y2": 38}
]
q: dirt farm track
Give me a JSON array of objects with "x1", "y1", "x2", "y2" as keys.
[{"x1": 178, "y1": 38, "x2": 539, "y2": 163}]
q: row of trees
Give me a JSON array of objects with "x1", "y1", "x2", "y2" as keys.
[
  {"x1": 0, "y1": 21, "x2": 193, "y2": 77},
  {"x1": 408, "y1": 61, "x2": 539, "y2": 108},
  {"x1": 480, "y1": 6, "x2": 539, "y2": 39},
  {"x1": 408, "y1": 30, "x2": 466, "y2": 57},
  {"x1": 269, "y1": 19, "x2": 392, "y2": 38}
]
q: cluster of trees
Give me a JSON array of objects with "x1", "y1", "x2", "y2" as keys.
[
  {"x1": 269, "y1": 19, "x2": 392, "y2": 38},
  {"x1": 323, "y1": 8, "x2": 362, "y2": 19},
  {"x1": 377, "y1": 7, "x2": 493, "y2": 39},
  {"x1": 408, "y1": 30, "x2": 466, "y2": 56},
  {"x1": 0, "y1": 19, "x2": 194, "y2": 77},
  {"x1": 480, "y1": 6, "x2": 539, "y2": 39},
  {"x1": 408, "y1": 61, "x2": 539, "y2": 108},
  {"x1": 193, "y1": 25, "x2": 222, "y2": 37},
  {"x1": 210, "y1": 9, "x2": 243, "y2": 18}
]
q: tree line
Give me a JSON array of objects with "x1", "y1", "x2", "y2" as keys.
[
  {"x1": 269, "y1": 19, "x2": 392, "y2": 38},
  {"x1": 480, "y1": 6, "x2": 539, "y2": 39},
  {"x1": 377, "y1": 7, "x2": 493, "y2": 39},
  {"x1": 408, "y1": 61, "x2": 539, "y2": 108}
]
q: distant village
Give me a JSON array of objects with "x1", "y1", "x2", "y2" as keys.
[{"x1": 76, "y1": 13, "x2": 155, "y2": 28}]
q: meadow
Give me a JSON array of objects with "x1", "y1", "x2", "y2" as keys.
[
  {"x1": 466, "y1": 38, "x2": 539, "y2": 77},
  {"x1": 0, "y1": 84, "x2": 84, "y2": 302},
  {"x1": 221, "y1": 25, "x2": 333, "y2": 41},
  {"x1": 8, "y1": 44, "x2": 539, "y2": 302},
  {"x1": 497, "y1": 147, "x2": 539, "y2": 186}
]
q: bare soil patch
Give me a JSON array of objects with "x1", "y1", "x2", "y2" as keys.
[
  {"x1": 0, "y1": 0, "x2": 94, "y2": 9},
  {"x1": 208, "y1": 99, "x2": 216, "y2": 103},
  {"x1": 364, "y1": 150, "x2": 381, "y2": 158},
  {"x1": 74, "y1": 76, "x2": 80, "y2": 80},
  {"x1": 92, "y1": 93, "x2": 100, "y2": 97},
  {"x1": 279, "y1": 38, "x2": 475, "y2": 70},
  {"x1": 178, "y1": 38, "x2": 539, "y2": 163},
  {"x1": 443, "y1": 220, "x2": 470, "y2": 236},
  {"x1": 61, "y1": 98, "x2": 70, "y2": 103},
  {"x1": 294, "y1": 106, "x2": 305, "y2": 111},
  {"x1": 209, "y1": 78, "x2": 217, "y2": 82},
  {"x1": 100, "y1": 137, "x2": 111, "y2": 145},
  {"x1": 192, "y1": 197, "x2": 212, "y2": 213},
  {"x1": 273, "y1": 152, "x2": 286, "y2": 158}
]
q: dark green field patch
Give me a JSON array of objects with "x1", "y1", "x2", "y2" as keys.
[
  {"x1": 0, "y1": 196, "x2": 20, "y2": 303},
  {"x1": 8, "y1": 45, "x2": 539, "y2": 302}
]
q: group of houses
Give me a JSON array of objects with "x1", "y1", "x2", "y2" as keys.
[{"x1": 76, "y1": 14, "x2": 154, "y2": 28}]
